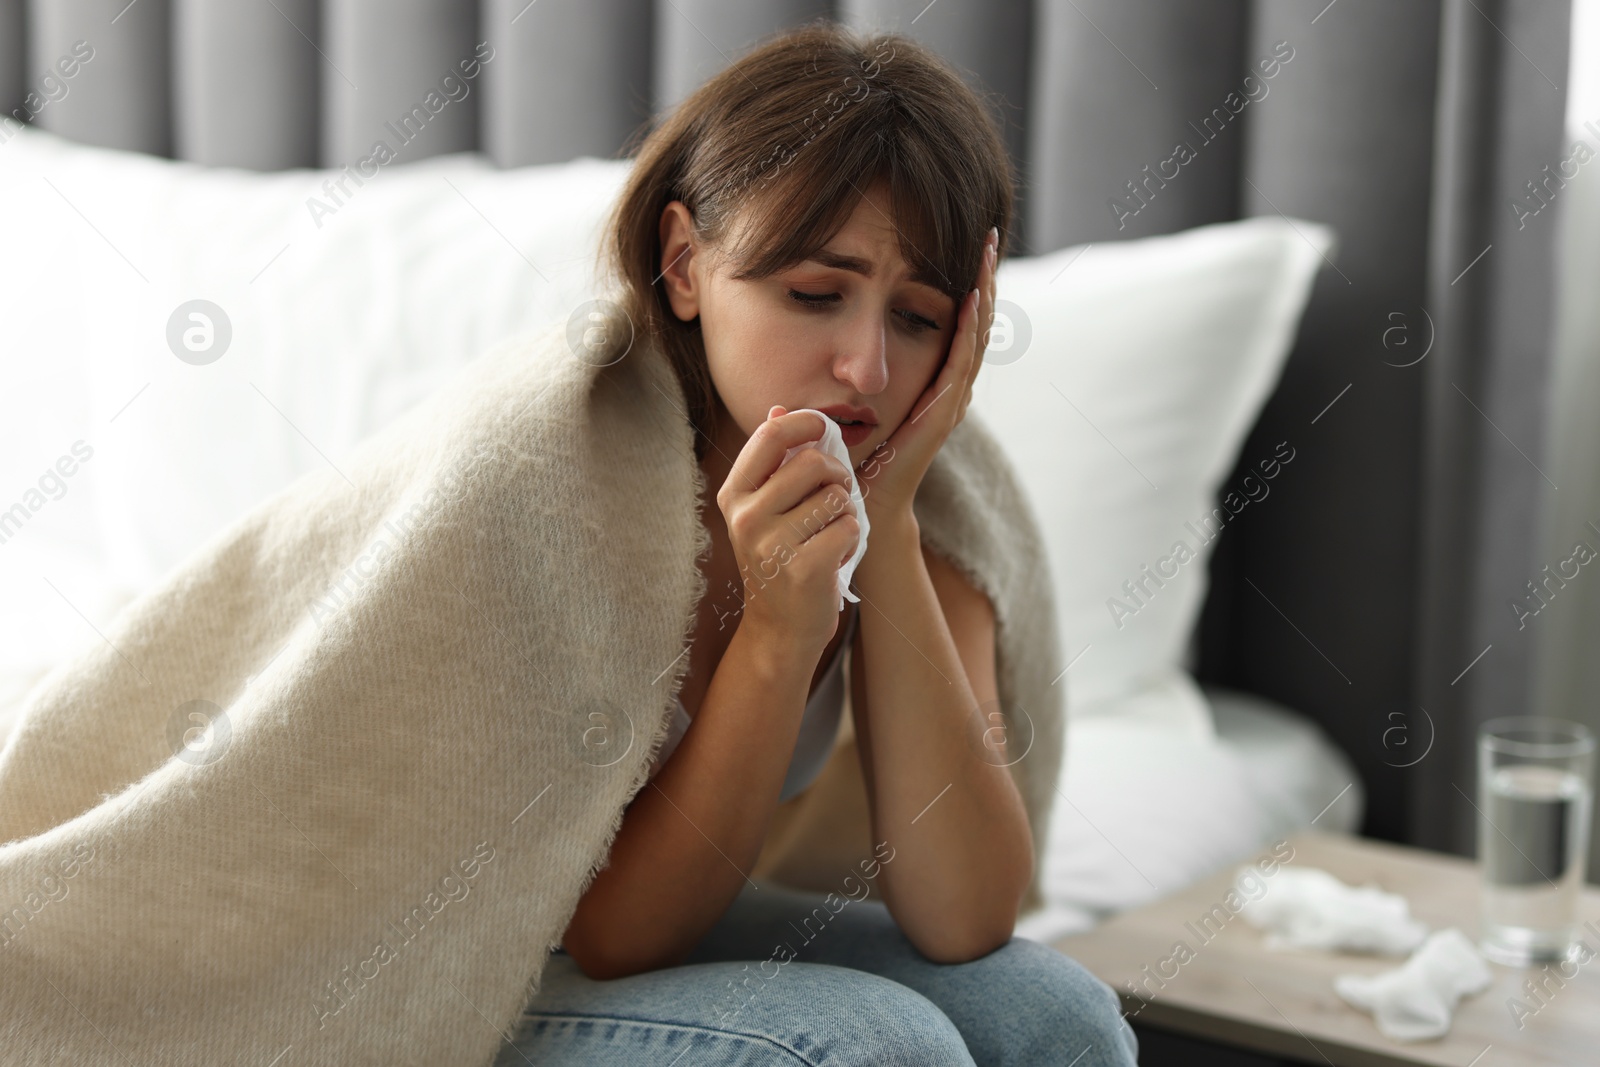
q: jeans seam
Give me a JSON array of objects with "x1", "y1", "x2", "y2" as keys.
[{"x1": 520, "y1": 1010, "x2": 825, "y2": 1065}]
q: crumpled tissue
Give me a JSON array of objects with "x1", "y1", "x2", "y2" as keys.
[
  {"x1": 1235, "y1": 865, "x2": 1494, "y2": 1043},
  {"x1": 1333, "y1": 928, "x2": 1494, "y2": 1042},
  {"x1": 777, "y1": 409, "x2": 870, "y2": 610},
  {"x1": 1235, "y1": 865, "x2": 1428, "y2": 955}
]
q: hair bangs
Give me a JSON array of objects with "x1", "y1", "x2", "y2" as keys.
[{"x1": 718, "y1": 126, "x2": 982, "y2": 309}]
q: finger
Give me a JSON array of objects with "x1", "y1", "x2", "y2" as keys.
[
  {"x1": 956, "y1": 284, "x2": 982, "y2": 392},
  {"x1": 763, "y1": 446, "x2": 854, "y2": 516},
  {"x1": 949, "y1": 287, "x2": 982, "y2": 406},
  {"x1": 950, "y1": 237, "x2": 995, "y2": 422},
  {"x1": 781, "y1": 480, "x2": 858, "y2": 547},
  {"x1": 978, "y1": 230, "x2": 996, "y2": 363},
  {"x1": 723, "y1": 409, "x2": 831, "y2": 502},
  {"x1": 964, "y1": 231, "x2": 998, "y2": 395},
  {"x1": 792, "y1": 506, "x2": 860, "y2": 572},
  {"x1": 812, "y1": 512, "x2": 862, "y2": 571},
  {"x1": 953, "y1": 286, "x2": 979, "y2": 422},
  {"x1": 905, "y1": 289, "x2": 975, "y2": 429}
]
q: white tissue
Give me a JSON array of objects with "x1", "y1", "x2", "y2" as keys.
[
  {"x1": 1333, "y1": 928, "x2": 1493, "y2": 1042},
  {"x1": 1235, "y1": 866, "x2": 1428, "y2": 955},
  {"x1": 777, "y1": 409, "x2": 870, "y2": 610}
]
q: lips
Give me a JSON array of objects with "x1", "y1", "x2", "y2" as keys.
[
  {"x1": 834, "y1": 421, "x2": 874, "y2": 447},
  {"x1": 816, "y1": 404, "x2": 878, "y2": 429},
  {"x1": 814, "y1": 405, "x2": 877, "y2": 448}
]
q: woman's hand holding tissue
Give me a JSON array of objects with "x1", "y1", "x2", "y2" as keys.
[
  {"x1": 716, "y1": 406, "x2": 861, "y2": 656},
  {"x1": 854, "y1": 227, "x2": 998, "y2": 528}
]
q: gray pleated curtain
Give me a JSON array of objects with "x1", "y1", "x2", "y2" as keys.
[{"x1": 0, "y1": 0, "x2": 1580, "y2": 869}]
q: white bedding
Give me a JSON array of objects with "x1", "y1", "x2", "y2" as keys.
[{"x1": 1015, "y1": 683, "x2": 1363, "y2": 944}]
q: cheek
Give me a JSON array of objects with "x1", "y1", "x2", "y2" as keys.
[{"x1": 702, "y1": 316, "x2": 813, "y2": 434}]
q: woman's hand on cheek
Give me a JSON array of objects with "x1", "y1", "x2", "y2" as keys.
[{"x1": 855, "y1": 226, "x2": 998, "y2": 528}]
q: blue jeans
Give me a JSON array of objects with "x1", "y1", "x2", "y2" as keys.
[{"x1": 493, "y1": 880, "x2": 1138, "y2": 1066}]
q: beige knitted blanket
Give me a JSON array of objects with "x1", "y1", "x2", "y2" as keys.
[{"x1": 0, "y1": 302, "x2": 1063, "y2": 1065}]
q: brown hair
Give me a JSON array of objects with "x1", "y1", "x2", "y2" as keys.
[{"x1": 599, "y1": 20, "x2": 1015, "y2": 460}]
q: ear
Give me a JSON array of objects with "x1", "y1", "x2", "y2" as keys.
[{"x1": 658, "y1": 200, "x2": 702, "y2": 323}]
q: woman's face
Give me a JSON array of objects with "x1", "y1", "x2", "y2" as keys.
[{"x1": 659, "y1": 181, "x2": 961, "y2": 471}]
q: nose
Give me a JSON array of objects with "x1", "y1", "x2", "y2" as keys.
[{"x1": 833, "y1": 309, "x2": 889, "y2": 395}]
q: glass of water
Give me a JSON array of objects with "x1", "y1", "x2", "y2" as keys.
[{"x1": 1477, "y1": 716, "x2": 1595, "y2": 965}]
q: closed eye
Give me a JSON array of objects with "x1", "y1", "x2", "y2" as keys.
[{"x1": 787, "y1": 289, "x2": 940, "y2": 333}]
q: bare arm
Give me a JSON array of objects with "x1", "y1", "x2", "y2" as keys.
[
  {"x1": 562, "y1": 407, "x2": 861, "y2": 980},
  {"x1": 560, "y1": 620, "x2": 821, "y2": 980},
  {"x1": 848, "y1": 514, "x2": 1034, "y2": 962}
]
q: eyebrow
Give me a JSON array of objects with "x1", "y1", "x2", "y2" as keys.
[{"x1": 803, "y1": 248, "x2": 949, "y2": 297}]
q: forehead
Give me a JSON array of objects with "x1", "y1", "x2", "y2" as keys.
[
  {"x1": 801, "y1": 245, "x2": 946, "y2": 294},
  {"x1": 716, "y1": 175, "x2": 956, "y2": 299},
  {"x1": 823, "y1": 183, "x2": 903, "y2": 259},
  {"x1": 801, "y1": 186, "x2": 947, "y2": 294}
]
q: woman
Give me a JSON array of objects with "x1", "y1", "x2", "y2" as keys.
[{"x1": 495, "y1": 21, "x2": 1138, "y2": 1067}]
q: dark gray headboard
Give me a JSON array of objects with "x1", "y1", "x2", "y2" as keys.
[{"x1": 2, "y1": 0, "x2": 1576, "y2": 860}]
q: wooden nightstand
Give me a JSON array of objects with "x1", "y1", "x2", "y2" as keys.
[{"x1": 1050, "y1": 831, "x2": 1600, "y2": 1066}]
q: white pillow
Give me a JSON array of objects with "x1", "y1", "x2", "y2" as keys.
[
  {"x1": 0, "y1": 127, "x2": 639, "y2": 743},
  {"x1": 0, "y1": 125, "x2": 634, "y2": 604},
  {"x1": 974, "y1": 217, "x2": 1335, "y2": 738}
]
